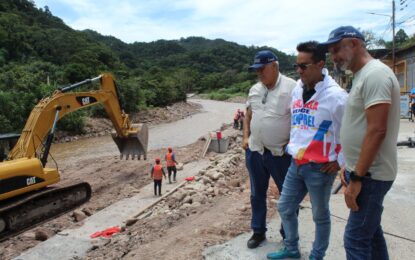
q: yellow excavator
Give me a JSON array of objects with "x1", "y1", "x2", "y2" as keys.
[{"x1": 0, "y1": 73, "x2": 148, "y2": 240}]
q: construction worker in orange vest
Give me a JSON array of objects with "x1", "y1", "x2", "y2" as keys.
[
  {"x1": 151, "y1": 157, "x2": 166, "y2": 196},
  {"x1": 238, "y1": 110, "x2": 245, "y2": 130},
  {"x1": 165, "y1": 147, "x2": 178, "y2": 183}
]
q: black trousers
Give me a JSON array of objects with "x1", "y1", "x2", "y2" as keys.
[
  {"x1": 233, "y1": 119, "x2": 239, "y2": 129},
  {"x1": 154, "y1": 180, "x2": 162, "y2": 195},
  {"x1": 167, "y1": 166, "x2": 177, "y2": 182}
]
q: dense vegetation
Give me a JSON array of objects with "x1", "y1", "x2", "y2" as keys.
[{"x1": 0, "y1": 0, "x2": 297, "y2": 134}]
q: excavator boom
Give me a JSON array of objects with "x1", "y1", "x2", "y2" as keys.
[{"x1": 8, "y1": 74, "x2": 148, "y2": 161}]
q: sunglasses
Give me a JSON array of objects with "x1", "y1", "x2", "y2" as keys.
[{"x1": 293, "y1": 63, "x2": 314, "y2": 70}]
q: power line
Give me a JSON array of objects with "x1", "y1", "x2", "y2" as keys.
[
  {"x1": 397, "y1": 15, "x2": 415, "y2": 25},
  {"x1": 399, "y1": 0, "x2": 414, "y2": 10}
]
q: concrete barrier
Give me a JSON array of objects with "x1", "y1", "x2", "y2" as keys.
[{"x1": 208, "y1": 137, "x2": 229, "y2": 153}]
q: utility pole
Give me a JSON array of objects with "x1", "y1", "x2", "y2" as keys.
[{"x1": 392, "y1": 0, "x2": 396, "y2": 72}]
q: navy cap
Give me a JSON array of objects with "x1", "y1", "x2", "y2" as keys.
[
  {"x1": 319, "y1": 26, "x2": 365, "y2": 48},
  {"x1": 248, "y1": 50, "x2": 278, "y2": 71}
]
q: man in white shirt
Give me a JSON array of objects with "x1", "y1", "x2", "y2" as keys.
[{"x1": 243, "y1": 50, "x2": 296, "y2": 248}]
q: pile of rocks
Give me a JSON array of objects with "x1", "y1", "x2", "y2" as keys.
[{"x1": 128, "y1": 137, "x2": 246, "y2": 225}]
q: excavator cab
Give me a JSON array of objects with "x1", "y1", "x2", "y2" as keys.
[{"x1": 0, "y1": 134, "x2": 20, "y2": 162}]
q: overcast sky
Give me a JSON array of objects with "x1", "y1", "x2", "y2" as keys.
[{"x1": 33, "y1": 0, "x2": 415, "y2": 54}]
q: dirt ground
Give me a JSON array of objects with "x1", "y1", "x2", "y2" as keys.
[
  {"x1": 0, "y1": 101, "x2": 281, "y2": 260},
  {"x1": 83, "y1": 135, "x2": 281, "y2": 260}
]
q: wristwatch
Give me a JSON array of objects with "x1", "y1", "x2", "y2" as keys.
[{"x1": 349, "y1": 171, "x2": 371, "y2": 182}]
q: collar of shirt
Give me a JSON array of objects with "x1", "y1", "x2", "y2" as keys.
[
  {"x1": 310, "y1": 68, "x2": 329, "y2": 92},
  {"x1": 261, "y1": 73, "x2": 281, "y2": 92}
]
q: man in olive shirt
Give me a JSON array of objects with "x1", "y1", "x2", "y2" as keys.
[{"x1": 320, "y1": 26, "x2": 400, "y2": 260}]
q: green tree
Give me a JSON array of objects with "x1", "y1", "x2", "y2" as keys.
[{"x1": 395, "y1": 29, "x2": 409, "y2": 46}]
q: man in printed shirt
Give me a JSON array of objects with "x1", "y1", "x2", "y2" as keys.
[
  {"x1": 267, "y1": 41, "x2": 348, "y2": 260},
  {"x1": 243, "y1": 50, "x2": 296, "y2": 249},
  {"x1": 321, "y1": 26, "x2": 400, "y2": 260}
]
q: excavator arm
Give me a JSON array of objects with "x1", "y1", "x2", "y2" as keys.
[{"x1": 8, "y1": 73, "x2": 148, "y2": 161}]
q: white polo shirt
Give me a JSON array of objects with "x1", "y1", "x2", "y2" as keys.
[{"x1": 247, "y1": 74, "x2": 296, "y2": 156}]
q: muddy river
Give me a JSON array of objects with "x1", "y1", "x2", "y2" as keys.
[{"x1": 49, "y1": 99, "x2": 245, "y2": 163}]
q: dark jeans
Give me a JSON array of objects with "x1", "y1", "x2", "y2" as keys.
[
  {"x1": 344, "y1": 171, "x2": 393, "y2": 260},
  {"x1": 154, "y1": 180, "x2": 162, "y2": 195},
  {"x1": 245, "y1": 148, "x2": 292, "y2": 235},
  {"x1": 167, "y1": 166, "x2": 177, "y2": 182}
]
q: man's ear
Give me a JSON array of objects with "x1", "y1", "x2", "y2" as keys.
[
  {"x1": 317, "y1": 60, "x2": 325, "y2": 69},
  {"x1": 349, "y1": 38, "x2": 361, "y2": 49}
]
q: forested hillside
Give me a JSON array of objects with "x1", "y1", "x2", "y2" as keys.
[{"x1": 0, "y1": 0, "x2": 296, "y2": 134}]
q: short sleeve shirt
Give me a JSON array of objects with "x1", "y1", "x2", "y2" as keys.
[
  {"x1": 246, "y1": 74, "x2": 296, "y2": 156},
  {"x1": 340, "y1": 59, "x2": 400, "y2": 181}
]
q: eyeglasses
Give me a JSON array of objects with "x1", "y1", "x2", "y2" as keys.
[
  {"x1": 262, "y1": 90, "x2": 268, "y2": 104},
  {"x1": 293, "y1": 63, "x2": 314, "y2": 70}
]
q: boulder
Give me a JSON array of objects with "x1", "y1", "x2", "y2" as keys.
[
  {"x1": 172, "y1": 190, "x2": 186, "y2": 201},
  {"x1": 192, "y1": 194, "x2": 207, "y2": 204},
  {"x1": 217, "y1": 179, "x2": 227, "y2": 188},
  {"x1": 229, "y1": 180, "x2": 240, "y2": 187},
  {"x1": 238, "y1": 206, "x2": 249, "y2": 212},
  {"x1": 213, "y1": 187, "x2": 220, "y2": 196},
  {"x1": 205, "y1": 170, "x2": 223, "y2": 181},
  {"x1": 35, "y1": 230, "x2": 50, "y2": 241},
  {"x1": 181, "y1": 203, "x2": 192, "y2": 210},
  {"x1": 72, "y1": 210, "x2": 87, "y2": 222},
  {"x1": 190, "y1": 202, "x2": 201, "y2": 208},
  {"x1": 125, "y1": 218, "x2": 138, "y2": 226},
  {"x1": 183, "y1": 195, "x2": 192, "y2": 204},
  {"x1": 201, "y1": 176, "x2": 212, "y2": 185},
  {"x1": 21, "y1": 232, "x2": 36, "y2": 240},
  {"x1": 176, "y1": 163, "x2": 184, "y2": 171},
  {"x1": 81, "y1": 207, "x2": 93, "y2": 216}
]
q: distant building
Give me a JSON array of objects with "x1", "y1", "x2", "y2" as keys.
[{"x1": 370, "y1": 43, "x2": 415, "y2": 94}]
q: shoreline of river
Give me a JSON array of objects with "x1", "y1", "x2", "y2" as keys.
[{"x1": 54, "y1": 101, "x2": 202, "y2": 143}]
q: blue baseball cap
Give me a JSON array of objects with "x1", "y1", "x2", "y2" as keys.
[
  {"x1": 248, "y1": 50, "x2": 278, "y2": 71},
  {"x1": 319, "y1": 26, "x2": 365, "y2": 49}
]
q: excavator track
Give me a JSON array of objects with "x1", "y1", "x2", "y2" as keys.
[{"x1": 0, "y1": 182, "x2": 91, "y2": 242}]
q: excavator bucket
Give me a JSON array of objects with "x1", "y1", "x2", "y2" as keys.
[{"x1": 111, "y1": 123, "x2": 148, "y2": 160}]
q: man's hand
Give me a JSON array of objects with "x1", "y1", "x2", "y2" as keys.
[
  {"x1": 344, "y1": 181, "x2": 362, "y2": 211},
  {"x1": 339, "y1": 168, "x2": 347, "y2": 187},
  {"x1": 321, "y1": 161, "x2": 340, "y2": 174},
  {"x1": 242, "y1": 137, "x2": 249, "y2": 150}
]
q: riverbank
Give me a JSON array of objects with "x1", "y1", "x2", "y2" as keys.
[{"x1": 55, "y1": 101, "x2": 202, "y2": 143}]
